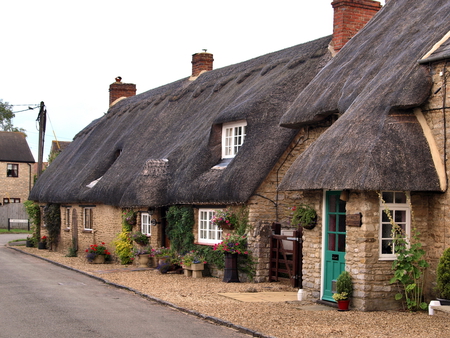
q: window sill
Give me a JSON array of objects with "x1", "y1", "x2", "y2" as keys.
[
  {"x1": 63, "y1": 228, "x2": 70, "y2": 232},
  {"x1": 82, "y1": 229, "x2": 93, "y2": 233},
  {"x1": 195, "y1": 242, "x2": 220, "y2": 246},
  {"x1": 378, "y1": 257, "x2": 395, "y2": 261}
]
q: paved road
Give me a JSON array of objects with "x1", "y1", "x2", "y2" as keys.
[{"x1": 0, "y1": 234, "x2": 251, "y2": 338}]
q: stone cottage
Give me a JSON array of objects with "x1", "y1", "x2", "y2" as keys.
[{"x1": 279, "y1": 0, "x2": 450, "y2": 310}]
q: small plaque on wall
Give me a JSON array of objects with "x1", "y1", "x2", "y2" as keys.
[{"x1": 346, "y1": 213, "x2": 362, "y2": 227}]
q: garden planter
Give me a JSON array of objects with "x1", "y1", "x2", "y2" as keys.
[
  {"x1": 26, "y1": 240, "x2": 33, "y2": 247},
  {"x1": 183, "y1": 263, "x2": 204, "y2": 278},
  {"x1": 90, "y1": 255, "x2": 105, "y2": 264},
  {"x1": 337, "y1": 299, "x2": 350, "y2": 311},
  {"x1": 223, "y1": 252, "x2": 240, "y2": 283},
  {"x1": 137, "y1": 254, "x2": 150, "y2": 267},
  {"x1": 38, "y1": 242, "x2": 46, "y2": 250},
  {"x1": 190, "y1": 263, "x2": 204, "y2": 271}
]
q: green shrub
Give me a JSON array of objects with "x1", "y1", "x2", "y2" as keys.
[
  {"x1": 437, "y1": 247, "x2": 450, "y2": 299},
  {"x1": 336, "y1": 271, "x2": 353, "y2": 296}
]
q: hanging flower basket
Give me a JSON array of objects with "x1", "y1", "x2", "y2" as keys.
[
  {"x1": 291, "y1": 204, "x2": 317, "y2": 230},
  {"x1": 211, "y1": 209, "x2": 237, "y2": 230}
]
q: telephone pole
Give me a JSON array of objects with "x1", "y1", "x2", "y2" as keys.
[{"x1": 36, "y1": 101, "x2": 46, "y2": 178}]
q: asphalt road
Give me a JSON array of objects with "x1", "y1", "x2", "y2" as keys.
[{"x1": 0, "y1": 234, "x2": 251, "y2": 338}]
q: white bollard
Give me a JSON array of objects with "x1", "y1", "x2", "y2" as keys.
[
  {"x1": 297, "y1": 289, "x2": 304, "y2": 301},
  {"x1": 429, "y1": 300, "x2": 441, "y2": 315}
]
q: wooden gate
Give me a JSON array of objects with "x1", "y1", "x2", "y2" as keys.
[{"x1": 269, "y1": 224, "x2": 303, "y2": 288}]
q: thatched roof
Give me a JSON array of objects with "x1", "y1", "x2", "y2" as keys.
[
  {"x1": 29, "y1": 36, "x2": 332, "y2": 207},
  {"x1": 279, "y1": 0, "x2": 450, "y2": 192},
  {"x1": 0, "y1": 131, "x2": 35, "y2": 163}
]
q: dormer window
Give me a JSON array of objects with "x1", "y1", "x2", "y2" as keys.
[{"x1": 222, "y1": 120, "x2": 247, "y2": 158}]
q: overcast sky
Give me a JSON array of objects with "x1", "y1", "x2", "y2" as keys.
[{"x1": 2, "y1": 0, "x2": 385, "y2": 161}]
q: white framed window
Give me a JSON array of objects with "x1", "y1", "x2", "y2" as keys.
[
  {"x1": 222, "y1": 120, "x2": 247, "y2": 158},
  {"x1": 83, "y1": 208, "x2": 93, "y2": 230},
  {"x1": 141, "y1": 212, "x2": 152, "y2": 236},
  {"x1": 7, "y1": 163, "x2": 19, "y2": 177},
  {"x1": 379, "y1": 191, "x2": 411, "y2": 260},
  {"x1": 198, "y1": 209, "x2": 223, "y2": 244}
]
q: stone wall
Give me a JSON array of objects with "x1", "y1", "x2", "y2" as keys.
[
  {"x1": 49, "y1": 204, "x2": 165, "y2": 263},
  {"x1": 51, "y1": 204, "x2": 122, "y2": 256}
]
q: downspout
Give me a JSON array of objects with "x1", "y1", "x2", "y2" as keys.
[{"x1": 27, "y1": 163, "x2": 32, "y2": 194}]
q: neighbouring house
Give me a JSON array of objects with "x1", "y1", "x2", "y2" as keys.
[
  {"x1": 279, "y1": 0, "x2": 450, "y2": 310},
  {"x1": 0, "y1": 131, "x2": 35, "y2": 205},
  {"x1": 29, "y1": 0, "x2": 387, "y2": 307},
  {"x1": 47, "y1": 140, "x2": 71, "y2": 164}
]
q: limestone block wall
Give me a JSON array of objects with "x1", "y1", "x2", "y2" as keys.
[{"x1": 53, "y1": 204, "x2": 122, "y2": 256}]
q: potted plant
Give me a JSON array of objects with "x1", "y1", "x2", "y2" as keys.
[
  {"x1": 154, "y1": 247, "x2": 182, "y2": 274},
  {"x1": 436, "y1": 247, "x2": 450, "y2": 305},
  {"x1": 38, "y1": 236, "x2": 47, "y2": 249},
  {"x1": 211, "y1": 209, "x2": 238, "y2": 230},
  {"x1": 131, "y1": 231, "x2": 150, "y2": 246},
  {"x1": 26, "y1": 236, "x2": 36, "y2": 247},
  {"x1": 85, "y1": 242, "x2": 111, "y2": 264},
  {"x1": 213, "y1": 233, "x2": 249, "y2": 283},
  {"x1": 133, "y1": 245, "x2": 153, "y2": 267},
  {"x1": 291, "y1": 204, "x2": 317, "y2": 230},
  {"x1": 181, "y1": 250, "x2": 207, "y2": 277},
  {"x1": 332, "y1": 270, "x2": 353, "y2": 311}
]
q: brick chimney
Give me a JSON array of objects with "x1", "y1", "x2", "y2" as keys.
[
  {"x1": 109, "y1": 77, "x2": 137, "y2": 107},
  {"x1": 191, "y1": 51, "x2": 214, "y2": 77},
  {"x1": 332, "y1": 0, "x2": 382, "y2": 53}
]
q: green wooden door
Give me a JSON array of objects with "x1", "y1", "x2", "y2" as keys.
[{"x1": 323, "y1": 191, "x2": 347, "y2": 302}]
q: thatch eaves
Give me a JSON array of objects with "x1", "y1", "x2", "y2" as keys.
[
  {"x1": 279, "y1": 0, "x2": 450, "y2": 192},
  {"x1": 29, "y1": 36, "x2": 332, "y2": 206},
  {"x1": 0, "y1": 131, "x2": 35, "y2": 163}
]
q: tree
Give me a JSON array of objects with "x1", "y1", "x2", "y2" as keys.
[{"x1": 0, "y1": 99, "x2": 26, "y2": 133}]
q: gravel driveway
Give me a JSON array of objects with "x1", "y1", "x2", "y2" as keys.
[{"x1": 9, "y1": 245, "x2": 450, "y2": 338}]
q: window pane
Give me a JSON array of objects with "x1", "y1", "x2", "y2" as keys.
[
  {"x1": 382, "y1": 240, "x2": 393, "y2": 254},
  {"x1": 329, "y1": 215, "x2": 336, "y2": 232},
  {"x1": 338, "y1": 215, "x2": 346, "y2": 232},
  {"x1": 394, "y1": 192, "x2": 407, "y2": 204},
  {"x1": 394, "y1": 210, "x2": 406, "y2": 223},
  {"x1": 382, "y1": 223, "x2": 392, "y2": 238},
  {"x1": 338, "y1": 234, "x2": 346, "y2": 252},
  {"x1": 328, "y1": 233, "x2": 336, "y2": 251},
  {"x1": 382, "y1": 192, "x2": 394, "y2": 203},
  {"x1": 381, "y1": 210, "x2": 392, "y2": 223},
  {"x1": 329, "y1": 195, "x2": 337, "y2": 212},
  {"x1": 338, "y1": 199, "x2": 346, "y2": 212}
]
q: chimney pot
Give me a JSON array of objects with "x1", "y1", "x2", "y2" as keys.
[{"x1": 191, "y1": 52, "x2": 214, "y2": 77}]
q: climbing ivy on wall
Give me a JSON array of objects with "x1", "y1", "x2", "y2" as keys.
[
  {"x1": 165, "y1": 205, "x2": 195, "y2": 253},
  {"x1": 43, "y1": 203, "x2": 61, "y2": 248}
]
